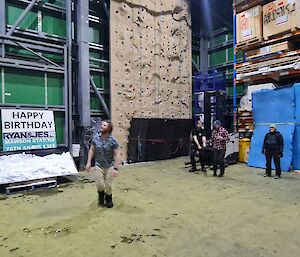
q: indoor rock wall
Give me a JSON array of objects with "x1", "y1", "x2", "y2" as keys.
[{"x1": 110, "y1": 0, "x2": 192, "y2": 159}]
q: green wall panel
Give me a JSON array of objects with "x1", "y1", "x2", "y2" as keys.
[
  {"x1": 90, "y1": 94, "x2": 110, "y2": 112},
  {"x1": 54, "y1": 112, "x2": 64, "y2": 145},
  {"x1": 6, "y1": 47, "x2": 36, "y2": 59},
  {"x1": 209, "y1": 50, "x2": 226, "y2": 67},
  {"x1": 192, "y1": 54, "x2": 200, "y2": 68},
  {"x1": 5, "y1": 69, "x2": 45, "y2": 105},
  {"x1": 42, "y1": 14, "x2": 66, "y2": 37},
  {"x1": 48, "y1": 0, "x2": 66, "y2": 8},
  {"x1": 210, "y1": 35, "x2": 226, "y2": 48},
  {"x1": 47, "y1": 74, "x2": 64, "y2": 106},
  {"x1": 6, "y1": 3, "x2": 38, "y2": 31},
  {"x1": 228, "y1": 47, "x2": 233, "y2": 62},
  {"x1": 90, "y1": 94, "x2": 101, "y2": 111},
  {"x1": 89, "y1": 26, "x2": 101, "y2": 44},
  {"x1": 91, "y1": 72, "x2": 109, "y2": 90},
  {"x1": 43, "y1": 53, "x2": 64, "y2": 62},
  {"x1": 90, "y1": 51, "x2": 100, "y2": 59},
  {"x1": 89, "y1": 25, "x2": 108, "y2": 45},
  {"x1": 227, "y1": 85, "x2": 245, "y2": 97},
  {"x1": 5, "y1": 47, "x2": 63, "y2": 62}
]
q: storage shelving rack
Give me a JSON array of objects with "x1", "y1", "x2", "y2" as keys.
[{"x1": 233, "y1": 0, "x2": 300, "y2": 136}]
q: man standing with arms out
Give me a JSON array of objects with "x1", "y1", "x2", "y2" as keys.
[
  {"x1": 209, "y1": 120, "x2": 230, "y2": 177},
  {"x1": 189, "y1": 120, "x2": 207, "y2": 173},
  {"x1": 262, "y1": 124, "x2": 284, "y2": 179},
  {"x1": 85, "y1": 120, "x2": 121, "y2": 208}
]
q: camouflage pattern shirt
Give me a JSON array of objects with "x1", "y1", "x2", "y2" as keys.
[{"x1": 92, "y1": 133, "x2": 119, "y2": 169}]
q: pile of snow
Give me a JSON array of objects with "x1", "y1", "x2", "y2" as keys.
[{"x1": 0, "y1": 152, "x2": 78, "y2": 184}]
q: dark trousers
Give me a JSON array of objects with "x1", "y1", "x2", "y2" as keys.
[
  {"x1": 265, "y1": 149, "x2": 281, "y2": 177},
  {"x1": 213, "y1": 149, "x2": 226, "y2": 175},
  {"x1": 190, "y1": 147, "x2": 205, "y2": 170}
]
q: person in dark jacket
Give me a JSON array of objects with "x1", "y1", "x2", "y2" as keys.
[
  {"x1": 262, "y1": 124, "x2": 284, "y2": 179},
  {"x1": 189, "y1": 120, "x2": 207, "y2": 172}
]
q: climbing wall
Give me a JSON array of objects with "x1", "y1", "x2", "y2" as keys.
[{"x1": 110, "y1": 0, "x2": 192, "y2": 159}]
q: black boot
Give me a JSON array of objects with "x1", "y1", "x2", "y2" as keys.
[
  {"x1": 105, "y1": 194, "x2": 113, "y2": 208},
  {"x1": 219, "y1": 168, "x2": 225, "y2": 177},
  {"x1": 213, "y1": 170, "x2": 217, "y2": 176},
  {"x1": 98, "y1": 191, "x2": 105, "y2": 206}
]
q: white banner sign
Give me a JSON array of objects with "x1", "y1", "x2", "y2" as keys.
[{"x1": 1, "y1": 109, "x2": 57, "y2": 151}]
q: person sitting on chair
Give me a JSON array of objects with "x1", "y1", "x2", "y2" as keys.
[{"x1": 189, "y1": 120, "x2": 207, "y2": 173}]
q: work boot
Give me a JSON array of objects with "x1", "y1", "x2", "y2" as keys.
[
  {"x1": 98, "y1": 191, "x2": 105, "y2": 206},
  {"x1": 189, "y1": 167, "x2": 196, "y2": 172},
  {"x1": 219, "y1": 169, "x2": 225, "y2": 177},
  {"x1": 213, "y1": 170, "x2": 217, "y2": 176},
  {"x1": 105, "y1": 194, "x2": 113, "y2": 208}
]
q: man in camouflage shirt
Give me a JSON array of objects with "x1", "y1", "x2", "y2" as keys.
[{"x1": 85, "y1": 120, "x2": 121, "y2": 208}]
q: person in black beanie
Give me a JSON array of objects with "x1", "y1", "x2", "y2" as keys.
[{"x1": 262, "y1": 124, "x2": 284, "y2": 179}]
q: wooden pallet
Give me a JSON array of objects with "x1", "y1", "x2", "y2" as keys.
[
  {"x1": 236, "y1": 37, "x2": 262, "y2": 50},
  {"x1": 245, "y1": 41, "x2": 293, "y2": 60},
  {"x1": 237, "y1": 55, "x2": 299, "y2": 74},
  {"x1": 237, "y1": 50, "x2": 300, "y2": 69},
  {"x1": 6, "y1": 179, "x2": 57, "y2": 194},
  {"x1": 235, "y1": 0, "x2": 263, "y2": 14},
  {"x1": 236, "y1": 69, "x2": 300, "y2": 84},
  {"x1": 264, "y1": 28, "x2": 300, "y2": 42}
]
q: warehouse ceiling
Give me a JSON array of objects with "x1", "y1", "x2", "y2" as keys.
[{"x1": 191, "y1": 0, "x2": 233, "y2": 35}]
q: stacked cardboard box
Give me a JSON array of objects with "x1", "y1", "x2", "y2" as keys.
[
  {"x1": 263, "y1": 0, "x2": 300, "y2": 40},
  {"x1": 236, "y1": 5, "x2": 263, "y2": 45}
]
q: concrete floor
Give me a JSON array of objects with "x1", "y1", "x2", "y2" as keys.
[{"x1": 0, "y1": 158, "x2": 300, "y2": 257}]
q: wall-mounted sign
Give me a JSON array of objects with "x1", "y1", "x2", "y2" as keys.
[{"x1": 1, "y1": 109, "x2": 57, "y2": 152}]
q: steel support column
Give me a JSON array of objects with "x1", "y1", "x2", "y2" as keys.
[
  {"x1": 77, "y1": 0, "x2": 90, "y2": 126},
  {"x1": 0, "y1": 0, "x2": 5, "y2": 57},
  {"x1": 64, "y1": 45, "x2": 69, "y2": 146},
  {"x1": 66, "y1": 0, "x2": 73, "y2": 148},
  {"x1": 101, "y1": 0, "x2": 110, "y2": 19},
  {"x1": 199, "y1": 35, "x2": 208, "y2": 72}
]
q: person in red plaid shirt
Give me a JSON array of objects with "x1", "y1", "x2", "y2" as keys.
[{"x1": 209, "y1": 120, "x2": 230, "y2": 177}]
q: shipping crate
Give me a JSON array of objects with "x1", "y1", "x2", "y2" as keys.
[
  {"x1": 236, "y1": 6, "x2": 263, "y2": 47},
  {"x1": 263, "y1": 0, "x2": 300, "y2": 40},
  {"x1": 246, "y1": 41, "x2": 293, "y2": 59}
]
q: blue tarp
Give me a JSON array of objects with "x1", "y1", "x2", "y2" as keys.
[
  {"x1": 248, "y1": 124, "x2": 295, "y2": 172},
  {"x1": 293, "y1": 83, "x2": 300, "y2": 169},
  {"x1": 292, "y1": 126, "x2": 300, "y2": 170},
  {"x1": 252, "y1": 87, "x2": 295, "y2": 123},
  {"x1": 294, "y1": 83, "x2": 300, "y2": 122}
]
